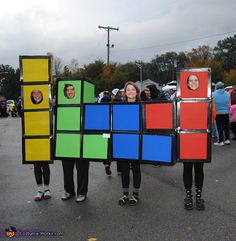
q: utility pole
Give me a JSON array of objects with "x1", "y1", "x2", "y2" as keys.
[
  {"x1": 135, "y1": 61, "x2": 143, "y2": 91},
  {"x1": 98, "y1": 25, "x2": 119, "y2": 65}
]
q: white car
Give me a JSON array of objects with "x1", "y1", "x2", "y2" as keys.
[{"x1": 162, "y1": 81, "x2": 177, "y2": 91}]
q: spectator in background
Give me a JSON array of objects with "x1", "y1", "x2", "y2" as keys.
[
  {"x1": 230, "y1": 85, "x2": 236, "y2": 105},
  {"x1": 17, "y1": 97, "x2": 22, "y2": 117},
  {"x1": 212, "y1": 81, "x2": 230, "y2": 146},
  {"x1": 101, "y1": 91, "x2": 111, "y2": 103},
  {"x1": 111, "y1": 88, "x2": 123, "y2": 102},
  {"x1": 146, "y1": 84, "x2": 160, "y2": 101},
  {"x1": 229, "y1": 102, "x2": 236, "y2": 140}
]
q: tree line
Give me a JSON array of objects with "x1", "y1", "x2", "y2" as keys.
[{"x1": 1, "y1": 34, "x2": 236, "y2": 99}]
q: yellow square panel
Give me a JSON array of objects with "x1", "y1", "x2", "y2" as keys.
[
  {"x1": 22, "y1": 59, "x2": 50, "y2": 82},
  {"x1": 24, "y1": 111, "x2": 50, "y2": 136},
  {"x1": 23, "y1": 85, "x2": 50, "y2": 109},
  {"x1": 25, "y1": 138, "x2": 51, "y2": 161}
]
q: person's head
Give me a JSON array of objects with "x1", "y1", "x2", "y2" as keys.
[
  {"x1": 64, "y1": 84, "x2": 75, "y2": 99},
  {"x1": 144, "y1": 88, "x2": 151, "y2": 99},
  {"x1": 31, "y1": 90, "x2": 43, "y2": 104},
  {"x1": 187, "y1": 74, "x2": 200, "y2": 91},
  {"x1": 140, "y1": 90, "x2": 147, "y2": 101},
  {"x1": 111, "y1": 88, "x2": 120, "y2": 100},
  {"x1": 146, "y1": 84, "x2": 160, "y2": 99},
  {"x1": 123, "y1": 82, "x2": 140, "y2": 102},
  {"x1": 215, "y1": 81, "x2": 224, "y2": 90}
]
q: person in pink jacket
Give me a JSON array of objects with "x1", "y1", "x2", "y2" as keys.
[{"x1": 229, "y1": 104, "x2": 236, "y2": 140}]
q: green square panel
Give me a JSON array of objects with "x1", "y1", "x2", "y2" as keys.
[
  {"x1": 83, "y1": 81, "x2": 95, "y2": 103},
  {"x1": 56, "y1": 133, "x2": 80, "y2": 158},
  {"x1": 57, "y1": 107, "x2": 80, "y2": 131},
  {"x1": 58, "y1": 80, "x2": 81, "y2": 104},
  {"x1": 83, "y1": 134, "x2": 108, "y2": 159}
]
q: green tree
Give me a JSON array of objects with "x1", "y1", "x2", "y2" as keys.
[
  {"x1": 223, "y1": 69, "x2": 236, "y2": 86},
  {"x1": 0, "y1": 65, "x2": 20, "y2": 100},
  {"x1": 214, "y1": 34, "x2": 236, "y2": 71},
  {"x1": 149, "y1": 52, "x2": 178, "y2": 84}
]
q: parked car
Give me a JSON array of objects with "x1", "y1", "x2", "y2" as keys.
[
  {"x1": 162, "y1": 81, "x2": 177, "y2": 91},
  {"x1": 225, "y1": 86, "x2": 232, "y2": 92}
]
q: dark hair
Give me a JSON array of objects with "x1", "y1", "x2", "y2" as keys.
[
  {"x1": 140, "y1": 90, "x2": 147, "y2": 101},
  {"x1": 146, "y1": 84, "x2": 160, "y2": 100},
  {"x1": 123, "y1": 82, "x2": 140, "y2": 102},
  {"x1": 64, "y1": 84, "x2": 75, "y2": 98},
  {"x1": 31, "y1": 90, "x2": 43, "y2": 104}
]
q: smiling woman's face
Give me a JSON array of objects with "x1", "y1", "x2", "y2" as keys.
[
  {"x1": 125, "y1": 84, "x2": 137, "y2": 102},
  {"x1": 187, "y1": 75, "x2": 200, "y2": 91},
  {"x1": 32, "y1": 90, "x2": 43, "y2": 104}
]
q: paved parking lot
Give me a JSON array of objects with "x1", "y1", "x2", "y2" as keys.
[{"x1": 0, "y1": 117, "x2": 236, "y2": 241}]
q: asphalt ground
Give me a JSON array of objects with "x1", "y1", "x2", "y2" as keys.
[{"x1": 0, "y1": 117, "x2": 236, "y2": 241}]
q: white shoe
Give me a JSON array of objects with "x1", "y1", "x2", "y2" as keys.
[
  {"x1": 214, "y1": 141, "x2": 224, "y2": 146},
  {"x1": 76, "y1": 195, "x2": 86, "y2": 202},
  {"x1": 224, "y1": 140, "x2": 231, "y2": 145},
  {"x1": 44, "y1": 189, "x2": 51, "y2": 199}
]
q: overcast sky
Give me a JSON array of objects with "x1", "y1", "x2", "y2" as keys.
[{"x1": 1, "y1": 0, "x2": 236, "y2": 68}]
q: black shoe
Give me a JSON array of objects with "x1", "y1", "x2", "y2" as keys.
[
  {"x1": 105, "y1": 166, "x2": 112, "y2": 175},
  {"x1": 196, "y1": 198, "x2": 205, "y2": 210},
  {"x1": 184, "y1": 198, "x2": 194, "y2": 210}
]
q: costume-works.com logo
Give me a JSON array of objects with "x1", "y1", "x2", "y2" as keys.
[{"x1": 5, "y1": 226, "x2": 16, "y2": 238}]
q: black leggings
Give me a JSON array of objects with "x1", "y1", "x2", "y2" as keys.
[
  {"x1": 119, "y1": 162, "x2": 141, "y2": 189},
  {"x1": 34, "y1": 164, "x2": 50, "y2": 185},
  {"x1": 183, "y1": 162, "x2": 204, "y2": 190}
]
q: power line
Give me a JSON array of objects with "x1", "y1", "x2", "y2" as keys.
[{"x1": 116, "y1": 30, "x2": 236, "y2": 52}]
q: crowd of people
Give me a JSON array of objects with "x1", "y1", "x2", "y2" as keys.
[{"x1": 0, "y1": 97, "x2": 22, "y2": 118}]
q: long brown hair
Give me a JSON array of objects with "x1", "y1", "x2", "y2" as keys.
[{"x1": 123, "y1": 82, "x2": 140, "y2": 102}]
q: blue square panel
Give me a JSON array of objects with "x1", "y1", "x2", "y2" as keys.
[
  {"x1": 113, "y1": 104, "x2": 140, "y2": 131},
  {"x1": 142, "y1": 135, "x2": 173, "y2": 163},
  {"x1": 113, "y1": 134, "x2": 139, "y2": 160},
  {"x1": 84, "y1": 104, "x2": 110, "y2": 131}
]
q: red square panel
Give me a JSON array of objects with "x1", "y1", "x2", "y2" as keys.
[
  {"x1": 180, "y1": 133, "x2": 207, "y2": 159},
  {"x1": 145, "y1": 103, "x2": 173, "y2": 129},
  {"x1": 180, "y1": 102, "x2": 208, "y2": 129}
]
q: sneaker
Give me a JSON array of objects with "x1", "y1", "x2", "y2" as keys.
[
  {"x1": 214, "y1": 141, "x2": 224, "y2": 146},
  {"x1": 128, "y1": 195, "x2": 139, "y2": 206},
  {"x1": 76, "y1": 195, "x2": 86, "y2": 202},
  {"x1": 118, "y1": 195, "x2": 129, "y2": 206},
  {"x1": 44, "y1": 189, "x2": 51, "y2": 200},
  {"x1": 34, "y1": 191, "x2": 44, "y2": 202},
  {"x1": 61, "y1": 192, "x2": 74, "y2": 201},
  {"x1": 105, "y1": 166, "x2": 112, "y2": 175},
  {"x1": 224, "y1": 140, "x2": 231, "y2": 145}
]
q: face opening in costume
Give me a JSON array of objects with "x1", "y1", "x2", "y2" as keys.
[
  {"x1": 31, "y1": 90, "x2": 43, "y2": 104},
  {"x1": 64, "y1": 84, "x2": 75, "y2": 99},
  {"x1": 187, "y1": 74, "x2": 200, "y2": 91}
]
